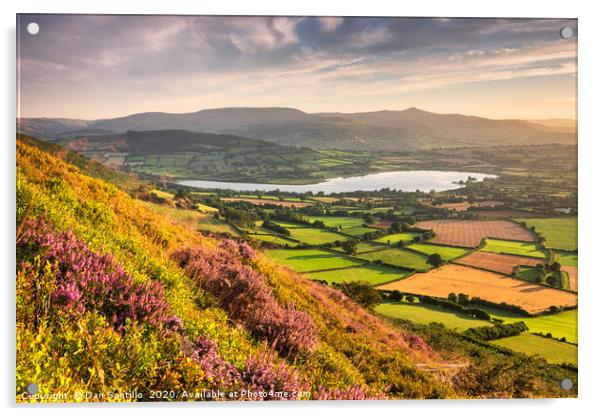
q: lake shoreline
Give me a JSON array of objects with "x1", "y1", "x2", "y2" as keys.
[{"x1": 176, "y1": 170, "x2": 497, "y2": 194}]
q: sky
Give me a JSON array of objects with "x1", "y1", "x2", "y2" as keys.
[{"x1": 17, "y1": 15, "x2": 577, "y2": 120}]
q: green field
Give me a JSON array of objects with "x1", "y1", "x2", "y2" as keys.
[
  {"x1": 331, "y1": 242, "x2": 383, "y2": 254},
  {"x1": 150, "y1": 189, "x2": 174, "y2": 199},
  {"x1": 270, "y1": 220, "x2": 309, "y2": 229},
  {"x1": 514, "y1": 265, "x2": 540, "y2": 283},
  {"x1": 555, "y1": 251, "x2": 578, "y2": 267},
  {"x1": 287, "y1": 227, "x2": 350, "y2": 245},
  {"x1": 373, "y1": 232, "x2": 422, "y2": 245},
  {"x1": 492, "y1": 333, "x2": 577, "y2": 365},
  {"x1": 265, "y1": 249, "x2": 364, "y2": 273},
  {"x1": 406, "y1": 243, "x2": 470, "y2": 261},
  {"x1": 309, "y1": 264, "x2": 411, "y2": 285},
  {"x1": 247, "y1": 234, "x2": 298, "y2": 246},
  {"x1": 196, "y1": 203, "x2": 218, "y2": 213},
  {"x1": 481, "y1": 238, "x2": 548, "y2": 259},
  {"x1": 376, "y1": 302, "x2": 493, "y2": 331},
  {"x1": 341, "y1": 226, "x2": 380, "y2": 237},
  {"x1": 514, "y1": 266, "x2": 570, "y2": 290},
  {"x1": 480, "y1": 307, "x2": 577, "y2": 343},
  {"x1": 517, "y1": 217, "x2": 577, "y2": 251},
  {"x1": 304, "y1": 216, "x2": 366, "y2": 228},
  {"x1": 356, "y1": 248, "x2": 431, "y2": 271}
]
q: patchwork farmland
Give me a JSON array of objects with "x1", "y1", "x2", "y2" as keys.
[
  {"x1": 517, "y1": 217, "x2": 577, "y2": 251},
  {"x1": 376, "y1": 302, "x2": 493, "y2": 331},
  {"x1": 416, "y1": 220, "x2": 535, "y2": 247},
  {"x1": 480, "y1": 238, "x2": 548, "y2": 259},
  {"x1": 309, "y1": 264, "x2": 411, "y2": 286},
  {"x1": 455, "y1": 251, "x2": 542, "y2": 275},
  {"x1": 378, "y1": 264, "x2": 577, "y2": 314},
  {"x1": 265, "y1": 248, "x2": 363, "y2": 273},
  {"x1": 492, "y1": 333, "x2": 577, "y2": 366}
]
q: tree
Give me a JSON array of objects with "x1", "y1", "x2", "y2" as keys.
[
  {"x1": 447, "y1": 292, "x2": 458, "y2": 303},
  {"x1": 335, "y1": 281, "x2": 382, "y2": 309},
  {"x1": 342, "y1": 240, "x2": 358, "y2": 255},
  {"x1": 174, "y1": 189, "x2": 190, "y2": 199},
  {"x1": 426, "y1": 253, "x2": 443, "y2": 268},
  {"x1": 458, "y1": 293, "x2": 469, "y2": 306},
  {"x1": 389, "y1": 290, "x2": 403, "y2": 302},
  {"x1": 390, "y1": 222, "x2": 403, "y2": 233},
  {"x1": 550, "y1": 262, "x2": 561, "y2": 272},
  {"x1": 406, "y1": 295, "x2": 416, "y2": 303}
]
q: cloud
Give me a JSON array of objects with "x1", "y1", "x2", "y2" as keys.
[
  {"x1": 16, "y1": 15, "x2": 577, "y2": 118},
  {"x1": 318, "y1": 17, "x2": 343, "y2": 32}
]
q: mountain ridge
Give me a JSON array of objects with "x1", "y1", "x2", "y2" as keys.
[{"x1": 18, "y1": 106, "x2": 576, "y2": 151}]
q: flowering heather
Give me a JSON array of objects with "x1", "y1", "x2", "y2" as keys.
[
  {"x1": 172, "y1": 243, "x2": 317, "y2": 357},
  {"x1": 189, "y1": 336, "x2": 240, "y2": 389},
  {"x1": 17, "y1": 218, "x2": 179, "y2": 332},
  {"x1": 240, "y1": 352, "x2": 307, "y2": 400},
  {"x1": 190, "y1": 336, "x2": 306, "y2": 400},
  {"x1": 312, "y1": 385, "x2": 384, "y2": 400}
]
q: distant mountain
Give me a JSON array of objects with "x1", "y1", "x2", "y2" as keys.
[
  {"x1": 18, "y1": 107, "x2": 576, "y2": 151},
  {"x1": 527, "y1": 118, "x2": 577, "y2": 133}
]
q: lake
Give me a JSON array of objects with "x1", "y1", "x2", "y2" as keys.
[{"x1": 177, "y1": 170, "x2": 497, "y2": 194}]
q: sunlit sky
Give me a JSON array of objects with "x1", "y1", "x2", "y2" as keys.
[{"x1": 17, "y1": 15, "x2": 577, "y2": 120}]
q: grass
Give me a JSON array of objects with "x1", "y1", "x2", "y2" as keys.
[
  {"x1": 341, "y1": 226, "x2": 379, "y2": 237},
  {"x1": 308, "y1": 264, "x2": 411, "y2": 286},
  {"x1": 376, "y1": 302, "x2": 493, "y2": 331},
  {"x1": 516, "y1": 217, "x2": 577, "y2": 251},
  {"x1": 356, "y1": 248, "x2": 431, "y2": 271},
  {"x1": 150, "y1": 189, "x2": 173, "y2": 199},
  {"x1": 555, "y1": 251, "x2": 578, "y2": 267},
  {"x1": 514, "y1": 265, "x2": 540, "y2": 283},
  {"x1": 331, "y1": 242, "x2": 383, "y2": 254},
  {"x1": 479, "y1": 307, "x2": 577, "y2": 344},
  {"x1": 373, "y1": 232, "x2": 422, "y2": 245},
  {"x1": 304, "y1": 216, "x2": 366, "y2": 229},
  {"x1": 481, "y1": 238, "x2": 548, "y2": 259},
  {"x1": 270, "y1": 220, "x2": 309, "y2": 229},
  {"x1": 491, "y1": 333, "x2": 577, "y2": 365},
  {"x1": 196, "y1": 203, "x2": 218, "y2": 213},
  {"x1": 406, "y1": 243, "x2": 470, "y2": 261},
  {"x1": 287, "y1": 227, "x2": 350, "y2": 245},
  {"x1": 265, "y1": 249, "x2": 364, "y2": 273},
  {"x1": 247, "y1": 234, "x2": 299, "y2": 246}
]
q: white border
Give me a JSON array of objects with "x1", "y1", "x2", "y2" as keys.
[{"x1": 2, "y1": 1, "x2": 601, "y2": 415}]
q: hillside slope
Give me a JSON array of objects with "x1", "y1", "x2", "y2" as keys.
[
  {"x1": 16, "y1": 137, "x2": 450, "y2": 401},
  {"x1": 16, "y1": 136, "x2": 576, "y2": 401}
]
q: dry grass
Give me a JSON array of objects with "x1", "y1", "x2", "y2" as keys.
[
  {"x1": 416, "y1": 220, "x2": 535, "y2": 247},
  {"x1": 378, "y1": 264, "x2": 577, "y2": 314},
  {"x1": 439, "y1": 201, "x2": 501, "y2": 212},
  {"x1": 455, "y1": 251, "x2": 542, "y2": 275}
]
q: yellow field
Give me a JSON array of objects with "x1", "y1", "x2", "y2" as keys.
[{"x1": 378, "y1": 264, "x2": 577, "y2": 314}]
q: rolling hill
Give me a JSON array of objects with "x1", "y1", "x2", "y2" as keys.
[
  {"x1": 58, "y1": 129, "x2": 379, "y2": 183},
  {"x1": 18, "y1": 107, "x2": 576, "y2": 151}
]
